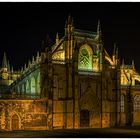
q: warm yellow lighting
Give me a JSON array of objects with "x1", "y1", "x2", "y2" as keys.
[
  {"x1": 120, "y1": 67, "x2": 140, "y2": 86},
  {"x1": 52, "y1": 51, "x2": 65, "y2": 61},
  {"x1": 78, "y1": 44, "x2": 93, "y2": 70},
  {"x1": 2, "y1": 72, "x2": 9, "y2": 80}
]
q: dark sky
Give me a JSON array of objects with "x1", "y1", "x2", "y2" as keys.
[{"x1": 0, "y1": 2, "x2": 140, "y2": 71}]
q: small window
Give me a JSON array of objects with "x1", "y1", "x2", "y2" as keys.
[
  {"x1": 134, "y1": 95, "x2": 140, "y2": 112},
  {"x1": 120, "y1": 95, "x2": 124, "y2": 112}
]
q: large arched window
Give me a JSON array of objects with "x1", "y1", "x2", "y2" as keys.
[
  {"x1": 31, "y1": 77, "x2": 36, "y2": 94},
  {"x1": 26, "y1": 80, "x2": 30, "y2": 94},
  {"x1": 21, "y1": 84, "x2": 25, "y2": 93},
  {"x1": 78, "y1": 44, "x2": 93, "y2": 71},
  {"x1": 17, "y1": 86, "x2": 20, "y2": 93},
  {"x1": 37, "y1": 73, "x2": 40, "y2": 95},
  {"x1": 134, "y1": 95, "x2": 140, "y2": 112}
]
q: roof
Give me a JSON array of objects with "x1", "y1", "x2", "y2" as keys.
[{"x1": 74, "y1": 29, "x2": 97, "y2": 39}]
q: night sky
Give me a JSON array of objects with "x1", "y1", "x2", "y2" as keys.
[{"x1": 0, "y1": 2, "x2": 140, "y2": 71}]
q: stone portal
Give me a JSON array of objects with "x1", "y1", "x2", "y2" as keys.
[
  {"x1": 11, "y1": 114, "x2": 19, "y2": 130},
  {"x1": 80, "y1": 110, "x2": 90, "y2": 127}
]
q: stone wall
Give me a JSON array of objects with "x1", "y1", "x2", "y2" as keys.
[{"x1": 0, "y1": 100, "x2": 47, "y2": 130}]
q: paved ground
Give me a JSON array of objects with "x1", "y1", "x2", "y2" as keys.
[{"x1": 1, "y1": 127, "x2": 140, "y2": 138}]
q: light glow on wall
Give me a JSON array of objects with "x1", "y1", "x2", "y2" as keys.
[{"x1": 52, "y1": 51, "x2": 65, "y2": 61}]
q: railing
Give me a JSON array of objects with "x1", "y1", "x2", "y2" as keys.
[
  {"x1": 74, "y1": 29, "x2": 97, "y2": 38},
  {"x1": 0, "y1": 93, "x2": 40, "y2": 100},
  {"x1": 121, "y1": 85, "x2": 140, "y2": 90},
  {"x1": 78, "y1": 70, "x2": 101, "y2": 76},
  {"x1": 12, "y1": 93, "x2": 40, "y2": 99}
]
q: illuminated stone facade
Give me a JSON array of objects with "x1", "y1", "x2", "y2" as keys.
[
  {"x1": 0, "y1": 16, "x2": 140, "y2": 130},
  {"x1": 0, "y1": 100, "x2": 47, "y2": 130}
]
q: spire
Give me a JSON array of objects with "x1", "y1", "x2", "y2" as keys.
[
  {"x1": 122, "y1": 59, "x2": 125, "y2": 68},
  {"x1": 65, "y1": 15, "x2": 74, "y2": 35},
  {"x1": 113, "y1": 43, "x2": 116, "y2": 56},
  {"x1": 56, "y1": 32, "x2": 59, "y2": 45},
  {"x1": 97, "y1": 20, "x2": 102, "y2": 42},
  {"x1": 21, "y1": 67, "x2": 23, "y2": 73},
  {"x1": 67, "y1": 14, "x2": 74, "y2": 27},
  {"x1": 97, "y1": 20, "x2": 101, "y2": 33},
  {"x1": 71, "y1": 17, "x2": 74, "y2": 26},
  {"x1": 32, "y1": 56, "x2": 35, "y2": 63},
  {"x1": 28, "y1": 60, "x2": 31, "y2": 68},
  {"x1": 11, "y1": 66, "x2": 13, "y2": 73},
  {"x1": 36, "y1": 51, "x2": 40, "y2": 63},
  {"x1": 132, "y1": 60, "x2": 135, "y2": 69},
  {"x1": 68, "y1": 14, "x2": 72, "y2": 25},
  {"x1": 7, "y1": 60, "x2": 10, "y2": 72},
  {"x1": 2, "y1": 52, "x2": 8, "y2": 68},
  {"x1": 24, "y1": 63, "x2": 26, "y2": 70},
  {"x1": 37, "y1": 51, "x2": 39, "y2": 58},
  {"x1": 116, "y1": 47, "x2": 118, "y2": 59}
]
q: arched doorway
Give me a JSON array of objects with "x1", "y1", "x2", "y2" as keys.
[
  {"x1": 80, "y1": 110, "x2": 90, "y2": 127},
  {"x1": 11, "y1": 114, "x2": 19, "y2": 130}
]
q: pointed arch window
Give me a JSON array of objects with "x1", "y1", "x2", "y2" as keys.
[
  {"x1": 37, "y1": 72, "x2": 40, "y2": 94},
  {"x1": 31, "y1": 77, "x2": 36, "y2": 94},
  {"x1": 21, "y1": 84, "x2": 25, "y2": 93},
  {"x1": 120, "y1": 95, "x2": 124, "y2": 112},
  {"x1": 134, "y1": 95, "x2": 140, "y2": 112},
  {"x1": 78, "y1": 44, "x2": 93, "y2": 71},
  {"x1": 26, "y1": 80, "x2": 30, "y2": 94}
]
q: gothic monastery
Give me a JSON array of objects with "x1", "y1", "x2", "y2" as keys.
[{"x1": 0, "y1": 16, "x2": 140, "y2": 130}]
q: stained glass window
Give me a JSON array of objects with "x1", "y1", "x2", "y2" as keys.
[
  {"x1": 37, "y1": 73, "x2": 40, "y2": 94},
  {"x1": 26, "y1": 80, "x2": 30, "y2": 94},
  {"x1": 31, "y1": 77, "x2": 36, "y2": 94},
  {"x1": 79, "y1": 44, "x2": 93, "y2": 71}
]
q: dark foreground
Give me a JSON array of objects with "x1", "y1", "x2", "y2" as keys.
[{"x1": 1, "y1": 127, "x2": 140, "y2": 138}]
